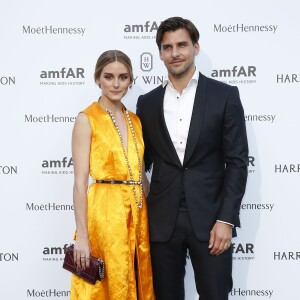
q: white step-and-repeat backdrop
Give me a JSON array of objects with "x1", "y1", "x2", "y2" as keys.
[{"x1": 1, "y1": 0, "x2": 299, "y2": 299}]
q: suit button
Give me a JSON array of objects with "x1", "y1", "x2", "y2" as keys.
[{"x1": 184, "y1": 167, "x2": 188, "y2": 170}]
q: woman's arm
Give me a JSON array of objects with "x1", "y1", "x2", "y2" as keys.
[
  {"x1": 142, "y1": 162, "x2": 150, "y2": 197},
  {"x1": 72, "y1": 112, "x2": 91, "y2": 269}
]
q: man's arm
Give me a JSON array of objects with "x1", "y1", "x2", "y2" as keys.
[
  {"x1": 218, "y1": 86, "x2": 248, "y2": 224},
  {"x1": 209, "y1": 86, "x2": 248, "y2": 255}
]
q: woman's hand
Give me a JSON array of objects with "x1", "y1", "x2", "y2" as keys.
[{"x1": 74, "y1": 236, "x2": 91, "y2": 270}]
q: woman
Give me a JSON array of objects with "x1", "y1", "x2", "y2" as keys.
[{"x1": 70, "y1": 50, "x2": 155, "y2": 300}]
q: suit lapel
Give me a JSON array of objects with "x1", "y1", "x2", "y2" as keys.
[
  {"x1": 155, "y1": 86, "x2": 182, "y2": 168},
  {"x1": 183, "y1": 73, "x2": 207, "y2": 166}
]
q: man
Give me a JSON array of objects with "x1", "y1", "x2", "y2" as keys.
[{"x1": 136, "y1": 17, "x2": 248, "y2": 300}]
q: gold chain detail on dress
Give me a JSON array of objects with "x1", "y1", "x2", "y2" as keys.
[{"x1": 105, "y1": 108, "x2": 143, "y2": 209}]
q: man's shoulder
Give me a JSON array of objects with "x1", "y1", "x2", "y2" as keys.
[
  {"x1": 138, "y1": 85, "x2": 164, "y2": 102},
  {"x1": 202, "y1": 73, "x2": 237, "y2": 92}
]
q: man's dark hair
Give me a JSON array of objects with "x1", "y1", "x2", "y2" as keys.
[{"x1": 156, "y1": 17, "x2": 200, "y2": 50}]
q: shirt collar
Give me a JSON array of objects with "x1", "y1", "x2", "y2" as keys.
[{"x1": 162, "y1": 67, "x2": 199, "y2": 88}]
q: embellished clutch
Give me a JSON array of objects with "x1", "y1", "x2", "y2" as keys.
[{"x1": 63, "y1": 244, "x2": 105, "y2": 284}]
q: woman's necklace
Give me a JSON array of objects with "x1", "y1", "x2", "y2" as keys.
[{"x1": 104, "y1": 106, "x2": 143, "y2": 209}]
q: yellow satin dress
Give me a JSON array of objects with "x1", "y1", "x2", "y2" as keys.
[{"x1": 70, "y1": 102, "x2": 155, "y2": 300}]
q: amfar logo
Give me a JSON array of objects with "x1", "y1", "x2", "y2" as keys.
[
  {"x1": 40, "y1": 68, "x2": 85, "y2": 86},
  {"x1": 140, "y1": 53, "x2": 153, "y2": 72},
  {"x1": 0, "y1": 252, "x2": 19, "y2": 262},
  {"x1": 274, "y1": 251, "x2": 300, "y2": 260},
  {"x1": 123, "y1": 21, "x2": 159, "y2": 40},
  {"x1": 276, "y1": 73, "x2": 300, "y2": 83},
  {"x1": 42, "y1": 244, "x2": 69, "y2": 262},
  {"x1": 41, "y1": 157, "x2": 73, "y2": 175},
  {"x1": 232, "y1": 243, "x2": 255, "y2": 261},
  {"x1": 211, "y1": 66, "x2": 256, "y2": 78},
  {"x1": 274, "y1": 164, "x2": 300, "y2": 173},
  {"x1": 0, "y1": 76, "x2": 15, "y2": 85},
  {"x1": 40, "y1": 68, "x2": 84, "y2": 79},
  {"x1": 211, "y1": 66, "x2": 256, "y2": 85},
  {"x1": 124, "y1": 21, "x2": 160, "y2": 32},
  {"x1": 247, "y1": 156, "x2": 255, "y2": 174},
  {"x1": 0, "y1": 165, "x2": 17, "y2": 175}
]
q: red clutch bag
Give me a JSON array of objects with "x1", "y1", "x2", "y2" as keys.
[{"x1": 63, "y1": 244, "x2": 105, "y2": 284}]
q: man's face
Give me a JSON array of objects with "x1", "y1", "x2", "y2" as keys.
[{"x1": 159, "y1": 28, "x2": 199, "y2": 79}]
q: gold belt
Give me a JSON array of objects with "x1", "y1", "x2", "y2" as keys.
[{"x1": 95, "y1": 180, "x2": 141, "y2": 185}]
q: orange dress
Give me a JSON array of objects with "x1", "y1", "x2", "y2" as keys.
[{"x1": 70, "y1": 102, "x2": 155, "y2": 300}]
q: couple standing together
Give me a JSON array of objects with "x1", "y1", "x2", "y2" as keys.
[{"x1": 70, "y1": 17, "x2": 248, "y2": 300}]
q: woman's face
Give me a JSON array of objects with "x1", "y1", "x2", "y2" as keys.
[{"x1": 97, "y1": 61, "x2": 131, "y2": 102}]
